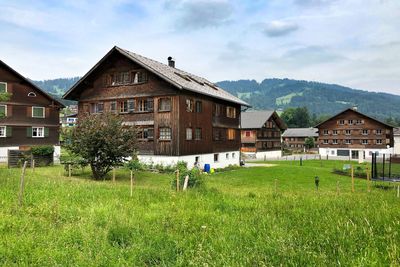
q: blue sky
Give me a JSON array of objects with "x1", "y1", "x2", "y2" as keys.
[{"x1": 0, "y1": 0, "x2": 399, "y2": 94}]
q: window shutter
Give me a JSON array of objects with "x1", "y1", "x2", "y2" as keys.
[
  {"x1": 27, "y1": 127, "x2": 32, "y2": 137},
  {"x1": 44, "y1": 127, "x2": 49, "y2": 137},
  {"x1": 6, "y1": 126, "x2": 12, "y2": 137}
]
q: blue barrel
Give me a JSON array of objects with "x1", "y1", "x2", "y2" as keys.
[{"x1": 204, "y1": 164, "x2": 211, "y2": 173}]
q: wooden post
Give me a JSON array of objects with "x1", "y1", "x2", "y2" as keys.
[
  {"x1": 68, "y1": 164, "x2": 71, "y2": 178},
  {"x1": 183, "y1": 175, "x2": 189, "y2": 190},
  {"x1": 366, "y1": 166, "x2": 371, "y2": 193},
  {"x1": 176, "y1": 170, "x2": 180, "y2": 192},
  {"x1": 351, "y1": 166, "x2": 355, "y2": 193},
  {"x1": 18, "y1": 161, "x2": 28, "y2": 207},
  {"x1": 32, "y1": 159, "x2": 35, "y2": 172},
  {"x1": 130, "y1": 171, "x2": 134, "y2": 197},
  {"x1": 112, "y1": 168, "x2": 116, "y2": 183}
]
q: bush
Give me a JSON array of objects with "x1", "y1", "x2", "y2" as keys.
[
  {"x1": 171, "y1": 161, "x2": 204, "y2": 190},
  {"x1": 332, "y1": 168, "x2": 367, "y2": 179},
  {"x1": 60, "y1": 154, "x2": 88, "y2": 174},
  {"x1": 31, "y1": 145, "x2": 54, "y2": 156}
]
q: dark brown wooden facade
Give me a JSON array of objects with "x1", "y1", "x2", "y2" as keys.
[
  {"x1": 240, "y1": 111, "x2": 286, "y2": 153},
  {"x1": 0, "y1": 60, "x2": 63, "y2": 149},
  {"x1": 64, "y1": 47, "x2": 245, "y2": 157},
  {"x1": 316, "y1": 108, "x2": 394, "y2": 150}
]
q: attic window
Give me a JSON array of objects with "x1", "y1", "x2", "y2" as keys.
[
  {"x1": 187, "y1": 76, "x2": 205, "y2": 86},
  {"x1": 174, "y1": 72, "x2": 191, "y2": 82},
  {"x1": 205, "y1": 82, "x2": 219, "y2": 90},
  {"x1": 28, "y1": 92, "x2": 37, "y2": 97}
]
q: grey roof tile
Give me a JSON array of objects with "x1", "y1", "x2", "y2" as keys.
[{"x1": 282, "y1": 128, "x2": 319, "y2": 137}]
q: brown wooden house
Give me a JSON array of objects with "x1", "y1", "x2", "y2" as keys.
[
  {"x1": 63, "y1": 46, "x2": 249, "y2": 168},
  {"x1": 282, "y1": 128, "x2": 318, "y2": 151},
  {"x1": 0, "y1": 60, "x2": 64, "y2": 162},
  {"x1": 316, "y1": 107, "x2": 394, "y2": 159},
  {"x1": 240, "y1": 110, "x2": 286, "y2": 159}
]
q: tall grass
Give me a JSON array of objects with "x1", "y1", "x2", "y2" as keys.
[{"x1": 0, "y1": 161, "x2": 399, "y2": 266}]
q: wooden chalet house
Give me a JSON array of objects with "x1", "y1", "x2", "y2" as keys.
[
  {"x1": 240, "y1": 110, "x2": 287, "y2": 159},
  {"x1": 0, "y1": 60, "x2": 64, "y2": 162},
  {"x1": 282, "y1": 128, "x2": 318, "y2": 151},
  {"x1": 316, "y1": 107, "x2": 394, "y2": 159},
  {"x1": 63, "y1": 46, "x2": 249, "y2": 169}
]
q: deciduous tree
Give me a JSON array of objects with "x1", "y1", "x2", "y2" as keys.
[{"x1": 63, "y1": 113, "x2": 137, "y2": 180}]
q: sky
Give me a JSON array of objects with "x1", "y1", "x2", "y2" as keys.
[{"x1": 0, "y1": 0, "x2": 399, "y2": 95}]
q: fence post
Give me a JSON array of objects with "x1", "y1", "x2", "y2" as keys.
[
  {"x1": 351, "y1": 166, "x2": 355, "y2": 193},
  {"x1": 130, "y1": 171, "x2": 134, "y2": 197},
  {"x1": 183, "y1": 175, "x2": 189, "y2": 190},
  {"x1": 32, "y1": 159, "x2": 35, "y2": 172},
  {"x1": 68, "y1": 164, "x2": 71, "y2": 178},
  {"x1": 18, "y1": 161, "x2": 28, "y2": 207},
  {"x1": 366, "y1": 166, "x2": 371, "y2": 193},
  {"x1": 112, "y1": 168, "x2": 116, "y2": 183}
]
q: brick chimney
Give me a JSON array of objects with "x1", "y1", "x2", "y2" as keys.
[{"x1": 167, "y1": 56, "x2": 175, "y2": 68}]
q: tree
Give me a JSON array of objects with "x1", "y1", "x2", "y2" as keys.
[
  {"x1": 304, "y1": 137, "x2": 315, "y2": 150},
  {"x1": 63, "y1": 113, "x2": 137, "y2": 180},
  {"x1": 281, "y1": 107, "x2": 311, "y2": 128}
]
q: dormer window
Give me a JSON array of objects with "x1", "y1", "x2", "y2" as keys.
[{"x1": 28, "y1": 92, "x2": 37, "y2": 97}]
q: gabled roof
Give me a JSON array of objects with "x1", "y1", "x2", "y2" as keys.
[
  {"x1": 0, "y1": 60, "x2": 64, "y2": 107},
  {"x1": 282, "y1": 128, "x2": 318, "y2": 138},
  {"x1": 241, "y1": 110, "x2": 287, "y2": 130},
  {"x1": 63, "y1": 46, "x2": 249, "y2": 106},
  {"x1": 314, "y1": 108, "x2": 394, "y2": 129}
]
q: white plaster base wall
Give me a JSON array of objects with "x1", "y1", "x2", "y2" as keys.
[
  {"x1": 138, "y1": 151, "x2": 240, "y2": 170},
  {"x1": 243, "y1": 150, "x2": 282, "y2": 160},
  {"x1": 394, "y1": 136, "x2": 400, "y2": 155},
  {"x1": 0, "y1": 145, "x2": 61, "y2": 163},
  {"x1": 0, "y1": 146, "x2": 19, "y2": 163},
  {"x1": 319, "y1": 147, "x2": 394, "y2": 160}
]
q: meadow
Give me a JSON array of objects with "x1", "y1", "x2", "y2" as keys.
[{"x1": 1, "y1": 160, "x2": 400, "y2": 266}]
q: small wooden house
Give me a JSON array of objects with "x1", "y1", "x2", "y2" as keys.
[
  {"x1": 63, "y1": 46, "x2": 249, "y2": 169},
  {"x1": 0, "y1": 60, "x2": 64, "y2": 162},
  {"x1": 316, "y1": 107, "x2": 394, "y2": 159},
  {"x1": 240, "y1": 110, "x2": 286, "y2": 159},
  {"x1": 282, "y1": 128, "x2": 318, "y2": 151}
]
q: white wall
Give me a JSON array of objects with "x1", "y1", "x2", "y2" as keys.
[
  {"x1": 138, "y1": 151, "x2": 240, "y2": 170},
  {"x1": 0, "y1": 146, "x2": 19, "y2": 163},
  {"x1": 394, "y1": 136, "x2": 400, "y2": 155},
  {"x1": 319, "y1": 147, "x2": 394, "y2": 160},
  {"x1": 0, "y1": 145, "x2": 61, "y2": 163}
]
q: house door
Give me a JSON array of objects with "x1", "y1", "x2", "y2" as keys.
[{"x1": 351, "y1": 150, "x2": 359, "y2": 159}]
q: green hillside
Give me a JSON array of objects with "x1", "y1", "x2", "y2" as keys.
[
  {"x1": 31, "y1": 77, "x2": 400, "y2": 120},
  {"x1": 216, "y1": 79, "x2": 400, "y2": 121}
]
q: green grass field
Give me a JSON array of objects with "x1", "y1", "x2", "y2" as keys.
[{"x1": 1, "y1": 161, "x2": 400, "y2": 266}]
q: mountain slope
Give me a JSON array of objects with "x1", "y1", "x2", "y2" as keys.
[
  {"x1": 31, "y1": 77, "x2": 400, "y2": 120},
  {"x1": 216, "y1": 78, "x2": 400, "y2": 120}
]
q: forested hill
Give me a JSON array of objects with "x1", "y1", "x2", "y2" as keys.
[
  {"x1": 31, "y1": 77, "x2": 400, "y2": 120},
  {"x1": 216, "y1": 78, "x2": 400, "y2": 121}
]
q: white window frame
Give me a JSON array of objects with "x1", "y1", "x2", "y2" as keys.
[
  {"x1": 323, "y1": 139, "x2": 329, "y2": 144},
  {"x1": 333, "y1": 139, "x2": 338, "y2": 144},
  {"x1": 0, "y1": 126, "x2": 6, "y2": 137},
  {"x1": 186, "y1": 128, "x2": 193, "y2": 140},
  {"x1": 214, "y1": 153, "x2": 219, "y2": 162},
  {"x1": 32, "y1": 106, "x2": 45, "y2": 118},
  {"x1": 362, "y1": 140, "x2": 368, "y2": 145},
  {"x1": 377, "y1": 139, "x2": 383, "y2": 145},
  {"x1": 0, "y1": 104, "x2": 7, "y2": 117},
  {"x1": 376, "y1": 129, "x2": 382, "y2": 135},
  {"x1": 345, "y1": 139, "x2": 352, "y2": 145},
  {"x1": 323, "y1": 130, "x2": 329, "y2": 135},
  {"x1": 345, "y1": 130, "x2": 351, "y2": 135},
  {"x1": 0, "y1": 82, "x2": 7, "y2": 93},
  {"x1": 332, "y1": 130, "x2": 338, "y2": 135},
  {"x1": 32, "y1": 127, "x2": 44, "y2": 138}
]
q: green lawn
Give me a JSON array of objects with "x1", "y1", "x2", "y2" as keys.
[{"x1": 1, "y1": 161, "x2": 400, "y2": 266}]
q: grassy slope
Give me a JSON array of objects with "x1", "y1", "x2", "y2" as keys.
[{"x1": 1, "y1": 162, "x2": 400, "y2": 266}]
